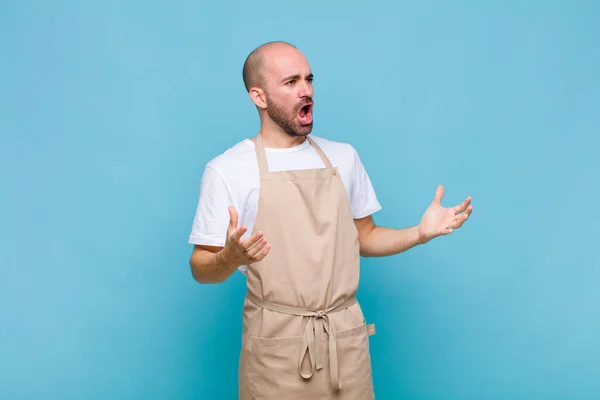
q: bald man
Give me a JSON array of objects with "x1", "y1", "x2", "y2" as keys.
[{"x1": 188, "y1": 41, "x2": 472, "y2": 399}]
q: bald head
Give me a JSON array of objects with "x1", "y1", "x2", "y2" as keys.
[
  {"x1": 242, "y1": 41, "x2": 314, "y2": 137},
  {"x1": 242, "y1": 41, "x2": 298, "y2": 92}
]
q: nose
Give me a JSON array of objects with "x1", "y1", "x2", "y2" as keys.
[{"x1": 298, "y1": 79, "x2": 313, "y2": 99}]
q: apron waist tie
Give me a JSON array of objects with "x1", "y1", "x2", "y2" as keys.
[{"x1": 246, "y1": 292, "x2": 357, "y2": 391}]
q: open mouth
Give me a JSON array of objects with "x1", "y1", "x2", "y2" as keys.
[{"x1": 298, "y1": 103, "x2": 313, "y2": 125}]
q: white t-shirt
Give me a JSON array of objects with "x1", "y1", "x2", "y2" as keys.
[{"x1": 188, "y1": 135, "x2": 382, "y2": 275}]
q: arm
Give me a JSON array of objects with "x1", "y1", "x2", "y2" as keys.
[
  {"x1": 190, "y1": 245, "x2": 232, "y2": 284},
  {"x1": 355, "y1": 185, "x2": 472, "y2": 257},
  {"x1": 189, "y1": 206, "x2": 271, "y2": 284},
  {"x1": 188, "y1": 166, "x2": 270, "y2": 284},
  {"x1": 355, "y1": 216, "x2": 423, "y2": 257}
]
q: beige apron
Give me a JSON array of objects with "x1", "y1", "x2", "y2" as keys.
[{"x1": 238, "y1": 133, "x2": 376, "y2": 399}]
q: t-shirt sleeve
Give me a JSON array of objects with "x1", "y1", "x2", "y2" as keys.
[
  {"x1": 188, "y1": 165, "x2": 232, "y2": 246},
  {"x1": 350, "y1": 146, "x2": 382, "y2": 219}
]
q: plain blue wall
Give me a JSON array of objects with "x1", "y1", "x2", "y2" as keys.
[{"x1": 2, "y1": 1, "x2": 599, "y2": 399}]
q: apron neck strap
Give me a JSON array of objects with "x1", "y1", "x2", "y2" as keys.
[
  {"x1": 255, "y1": 133, "x2": 270, "y2": 173},
  {"x1": 255, "y1": 133, "x2": 335, "y2": 173},
  {"x1": 306, "y1": 136, "x2": 334, "y2": 170}
]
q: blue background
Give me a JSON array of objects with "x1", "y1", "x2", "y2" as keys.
[{"x1": 2, "y1": 1, "x2": 599, "y2": 399}]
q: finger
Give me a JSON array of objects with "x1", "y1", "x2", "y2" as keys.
[
  {"x1": 240, "y1": 231, "x2": 264, "y2": 249},
  {"x1": 433, "y1": 185, "x2": 444, "y2": 204},
  {"x1": 228, "y1": 206, "x2": 238, "y2": 229},
  {"x1": 246, "y1": 238, "x2": 268, "y2": 258},
  {"x1": 452, "y1": 196, "x2": 471, "y2": 214},
  {"x1": 449, "y1": 220, "x2": 463, "y2": 229},
  {"x1": 251, "y1": 243, "x2": 271, "y2": 262},
  {"x1": 441, "y1": 227, "x2": 454, "y2": 235},
  {"x1": 460, "y1": 205, "x2": 473, "y2": 219},
  {"x1": 464, "y1": 205, "x2": 473, "y2": 217},
  {"x1": 448, "y1": 212, "x2": 470, "y2": 229},
  {"x1": 230, "y1": 225, "x2": 247, "y2": 242}
]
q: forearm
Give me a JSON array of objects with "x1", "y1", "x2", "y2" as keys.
[
  {"x1": 190, "y1": 248, "x2": 238, "y2": 284},
  {"x1": 359, "y1": 225, "x2": 424, "y2": 257}
]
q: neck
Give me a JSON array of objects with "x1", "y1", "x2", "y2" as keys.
[{"x1": 254, "y1": 119, "x2": 307, "y2": 148}]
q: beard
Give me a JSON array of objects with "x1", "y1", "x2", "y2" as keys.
[{"x1": 266, "y1": 95, "x2": 313, "y2": 137}]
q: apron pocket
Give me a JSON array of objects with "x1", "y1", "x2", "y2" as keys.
[
  {"x1": 335, "y1": 322, "x2": 375, "y2": 392},
  {"x1": 247, "y1": 334, "x2": 309, "y2": 398},
  {"x1": 244, "y1": 323, "x2": 375, "y2": 398}
]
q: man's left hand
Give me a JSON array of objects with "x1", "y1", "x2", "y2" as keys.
[{"x1": 417, "y1": 185, "x2": 472, "y2": 244}]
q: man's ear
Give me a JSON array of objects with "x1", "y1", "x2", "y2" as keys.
[{"x1": 249, "y1": 87, "x2": 267, "y2": 109}]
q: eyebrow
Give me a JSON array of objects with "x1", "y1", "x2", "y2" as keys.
[{"x1": 281, "y1": 73, "x2": 314, "y2": 83}]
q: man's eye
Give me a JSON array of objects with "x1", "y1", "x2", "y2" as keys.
[{"x1": 286, "y1": 80, "x2": 295, "y2": 85}]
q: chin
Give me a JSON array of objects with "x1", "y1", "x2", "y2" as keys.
[{"x1": 297, "y1": 124, "x2": 313, "y2": 136}]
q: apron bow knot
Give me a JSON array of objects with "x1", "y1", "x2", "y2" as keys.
[{"x1": 246, "y1": 293, "x2": 357, "y2": 391}]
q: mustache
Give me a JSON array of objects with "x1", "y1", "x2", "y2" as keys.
[{"x1": 298, "y1": 98, "x2": 313, "y2": 108}]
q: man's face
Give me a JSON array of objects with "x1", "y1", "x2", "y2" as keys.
[{"x1": 262, "y1": 48, "x2": 314, "y2": 137}]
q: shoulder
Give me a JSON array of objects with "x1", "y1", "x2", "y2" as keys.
[
  {"x1": 309, "y1": 135, "x2": 362, "y2": 171},
  {"x1": 309, "y1": 135, "x2": 356, "y2": 152},
  {"x1": 205, "y1": 139, "x2": 256, "y2": 176}
]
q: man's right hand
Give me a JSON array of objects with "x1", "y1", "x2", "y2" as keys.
[{"x1": 218, "y1": 206, "x2": 271, "y2": 268}]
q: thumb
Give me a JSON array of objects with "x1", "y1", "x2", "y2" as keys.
[
  {"x1": 228, "y1": 205, "x2": 238, "y2": 228},
  {"x1": 433, "y1": 185, "x2": 444, "y2": 204}
]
